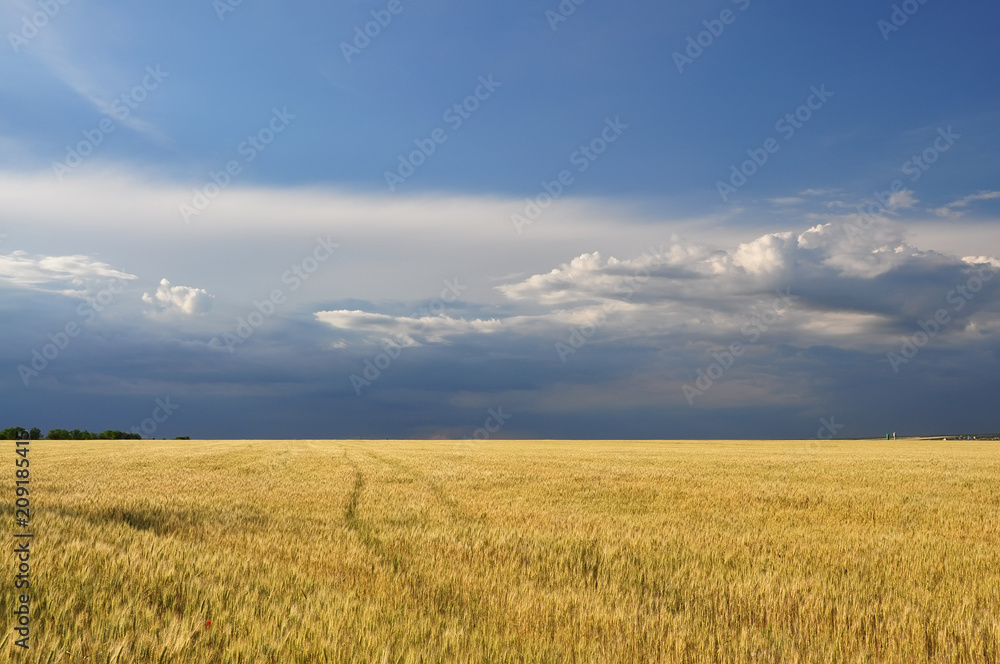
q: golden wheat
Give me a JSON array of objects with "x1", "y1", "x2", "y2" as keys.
[{"x1": 3, "y1": 438, "x2": 999, "y2": 663}]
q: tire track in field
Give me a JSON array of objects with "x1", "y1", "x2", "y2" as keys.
[
  {"x1": 364, "y1": 450, "x2": 471, "y2": 524},
  {"x1": 342, "y1": 452, "x2": 405, "y2": 574},
  {"x1": 360, "y1": 450, "x2": 488, "y2": 624}
]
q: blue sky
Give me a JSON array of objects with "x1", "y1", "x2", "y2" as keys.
[{"x1": 1, "y1": 0, "x2": 999, "y2": 439}]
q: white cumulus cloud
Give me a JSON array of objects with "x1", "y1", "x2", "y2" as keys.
[
  {"x1": 142, "y1": 279, "x2": 213, "y2": 316},
  {"x1": 314, "y1": 220, "x2": 1000, "y2": 355}
]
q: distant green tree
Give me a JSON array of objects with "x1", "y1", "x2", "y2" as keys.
[{"x1": 97, "y1": 430, "x2": 142, "y2": 440}]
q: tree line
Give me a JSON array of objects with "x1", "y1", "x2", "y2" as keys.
[{"x1": 1, "y1": 428, "x2": 189, "y2": 440}]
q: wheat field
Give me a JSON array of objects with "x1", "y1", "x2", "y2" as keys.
[{"x1": 3, "y1": 438, "x2": 999, "y2": 663}]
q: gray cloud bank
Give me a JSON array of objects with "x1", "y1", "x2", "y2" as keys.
[{"x1": 3, "y1": 202, "x2": 998, "y2": 439}]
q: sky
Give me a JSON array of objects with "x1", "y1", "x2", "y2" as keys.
[{"x1": 1, "y1": 0, "x2": 999, "y2": 439}]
